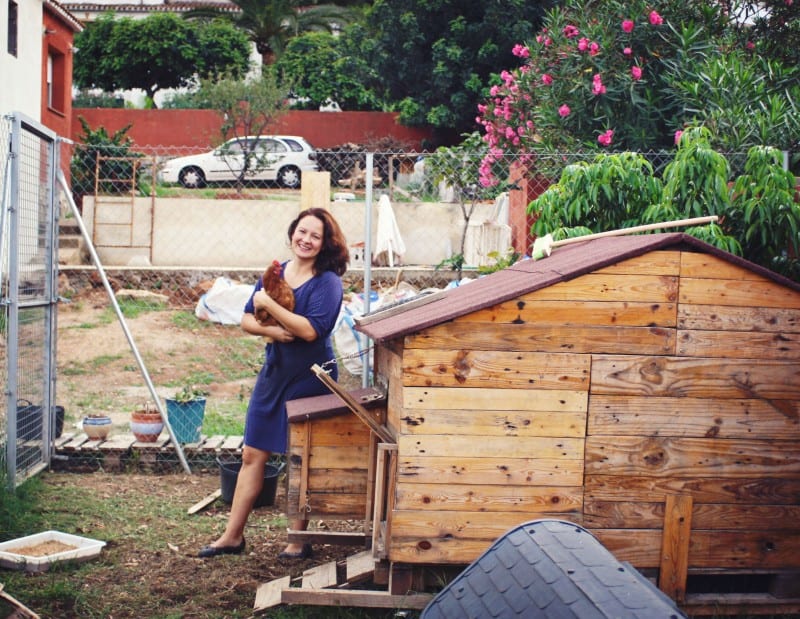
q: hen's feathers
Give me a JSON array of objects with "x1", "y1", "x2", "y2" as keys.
[{"x1": 255, "y1": 260, "x2": 295, "y2": 326}]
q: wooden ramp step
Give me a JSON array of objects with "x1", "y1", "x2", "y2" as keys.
[{"x1": 253, "y1": 550, "x2": 433, "y2": 614}]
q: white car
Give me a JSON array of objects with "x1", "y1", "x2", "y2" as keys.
[{"x1": 160, "y1": 135, "x2": 318, "y2": 189}]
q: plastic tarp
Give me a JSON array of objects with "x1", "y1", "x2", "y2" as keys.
[{"x1": 373, "y1": 194, "x2": 406, "y2": 267}]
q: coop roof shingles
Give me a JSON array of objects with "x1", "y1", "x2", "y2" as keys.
[
  {"x1": 356, "y1": 232, "x2": 800, "y2": 342},
  {"x1": 421, "y1": 519, "x2": 687, "y2": 619}
]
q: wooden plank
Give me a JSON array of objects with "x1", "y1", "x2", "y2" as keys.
[
  {"x1": 297, "y1": 494, "x2": 371, "y2": 518},
  {"x1": 402, "y1": 386, "x2": 587, "y2": 412},
  {"x1": 286, "y1": 531, "x2": 367, "y2": 546},
  {"x1": 187, "y1": 489, "x2": 222, "y2": 515},
  {"x1": 589, "y1": 395, "x2": 800, "y2": 440},
  {"x1": 682, "y1": 593, "x2": 800, "y2": 617},
  {"x1": 302, "y1": 445, "x2": 370, "y2": 468},
  {"x1": 253, "y1": 575, "x2": 291, "y2": 612},
  {"x1": 680, "y1": 277, "x2": 800, "y2": 309},
  {"x1": 398, "y1": 434, "x2": 585, "y2": 459},
  {"x1": 372, "y1": 444, "x2": 395, "y2": 559},
  {"x1": 312, "y1": 364, "x2": 394, "y2": 442},
  {"x1": 346, "y1": 550, "x2": 376, "y2": 583},
  {"x1": 201, "y1": 435, "x2": 225, "y2": 450},
  {"x1": 389, "y1": 509, "x2": 581, "y2": 542},
  {"x1": 218, "y1": 435, "x2": 243, "y2": 451},
  {"x1": 406, "y1": 323, "x2": 676, "y2": 356},
  {"x1": 459, "y1": 300, "x2": 677, "y2": 328},
  {"x1": 397, "y1": 455, "x2": 584, "y2": 486},
  {"x1": 680, "y1": 251, "x2": 772, "y2": 281},
  {"x1": 594, "y1": 250, "x2": 681, "y2": 276},
  {"x1": 308, "y1": 418, "x2": 373, "y2": 445},
  {"x1": 659, "y1": 494, "x2": 693, "y2": 602},
  {"x1": 677, "y1": 329, "x2": 800, "y2": 360},
  {"x1": 393, "y1": 481, "x2": 583, "y2": 513},
  {"x1": 302, "y1": 560, "x2": 338, "y2": 590},
  {"x1": 306, "y1": 469, "x2": 367, "y2": 494},
  {"x1": 526, "y1": 273, "x2": 679, "y2": 303},
  {"x1": 399, "y1": 409, "x2": 587, "y2": 438},
  {"x1": 678, "y1": 303, "x2": 800, "y2": 333},
  {"x1": 401, "y1": 349, "x2": 590, "y2": 389},
  {"x1": 584, "y1": 500, "x2": 800, "y2": 530},
  {"x1": 591, "y1": 355, "x2": 800, "y2": 399},
  {"x1": 584, "y1": 436, "x2": 800, "y2": 477},
  {"x1": 281, "y1": 588, "x2": 432, "y2": 610},
  {"x1": 585, "y1": 474, "x2": 800, "y2": 504}
]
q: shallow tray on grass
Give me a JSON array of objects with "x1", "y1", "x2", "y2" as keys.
[{"x1": 0, "y1": 530, "x2": 106, "y2": 572}]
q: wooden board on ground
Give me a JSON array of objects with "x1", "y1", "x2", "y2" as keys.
[
  {"x1": 253, "y1": 575, "x2": 291, "y2": 613},
  {"x1": 187, "y1": 488, "x2": 221, "y2": 515}
]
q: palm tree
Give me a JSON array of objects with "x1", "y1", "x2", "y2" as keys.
[{"x1": 184, "y1": 0, "x2": 355, "y2": 66}]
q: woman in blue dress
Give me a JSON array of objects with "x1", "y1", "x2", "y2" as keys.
[{"x1": 199, "y1": 207, "x2": 348, "y2": 559}]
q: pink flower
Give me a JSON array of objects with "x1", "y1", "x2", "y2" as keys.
[
  {"x1": 578, "y1": 37, "x2": 589, "y2": 52},
  {"x1": 622, "y1": 20, "x2": 634, "y2": 33},
  {"x1": 541, "y1": 73, "x2": 553, "y2": 86},
  {"x1": 674, "y1": 130, "x2": 683, "y2": 145},
  {"x1": 746, "y1": 41, "x2": 755, "y2": 50},
  {"x1": 649, "y1": 10, "x2": 664, "y2": 25},
  {"x1": 563, "y1": 24, "x2": 580, "y2": 38},
  {"x1": 623, "y1": 47, "x2": 632, "y2": 55},
  {"x1": 592, "y1": 74, "x2": 606, "y2": 95},
  {"x1": 786, "y1": 0, "x2": 792, "y2": 5},
  {"x1": 558, "y1": 104, "x2": 571, "y2": 118},
  {"x1": 631, "y1": 65, "x2": 643, "y2": 80},
  {"x1": 512, "y1": 44, "x2": 530, "y2": 58},
  {"x1": 589, "y1": 42, "x2": 600, "y2": 56},
  {"x1": 597, "y1": 129, "x2": 614, "y2": 146}
]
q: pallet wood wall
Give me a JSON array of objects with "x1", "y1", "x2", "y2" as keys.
[{"x1": 377, "y1": 249, "x2": 800, "y2": 580}]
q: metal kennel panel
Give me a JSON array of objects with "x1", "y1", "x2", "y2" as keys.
[{"x1": 1, "y1": 112, "x2": 60, "y2": 489}]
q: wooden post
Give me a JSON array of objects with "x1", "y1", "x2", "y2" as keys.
[
  {"x1": 300, "y1": 170, "x2": 331, "y2": 210},
  {"x1": 659, "y1": 493, "x2": 693, "y2": 602}
]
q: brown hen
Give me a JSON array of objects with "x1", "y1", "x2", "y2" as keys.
[{"x1": 255, "y1": 260, "x2": 295, "y2": 326}]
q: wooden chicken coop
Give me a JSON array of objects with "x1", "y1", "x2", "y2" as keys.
[{"x1": 264, "y1": 233, "x2": 800, "y2": 616}]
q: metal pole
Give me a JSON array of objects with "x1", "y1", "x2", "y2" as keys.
[
  {"x1": 362, "y1": 153, "x2": 374, "y2": 387},
  {"x1": 57, "y1": 169, "x2": 191, "y2": 474}
]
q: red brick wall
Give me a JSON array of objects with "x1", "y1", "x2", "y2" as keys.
[
  {"x1": 71, "y1": 109, "x2": 435, "y2": 152},
  {"x1": 42, "y1": 10, "x2": 76, "y2": 140}
]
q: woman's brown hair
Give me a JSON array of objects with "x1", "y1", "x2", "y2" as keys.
[{"x1": 287, "y1": 207, "x2": 349, "y2": 276}]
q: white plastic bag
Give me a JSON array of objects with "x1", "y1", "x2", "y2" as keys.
[{"x1": 195, "y1": 277, "x2": 254, "y2": 325}]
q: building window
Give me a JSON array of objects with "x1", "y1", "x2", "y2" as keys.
[
  {"x1": 7, "y1": 0, "x2": 18, "y2": 57},
  {"x1": 47, "y1": 50, "x2": 66, "y2": 113}
]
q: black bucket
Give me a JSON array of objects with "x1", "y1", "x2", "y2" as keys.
[
  {"x1": 218, "y1": 459, "x2": 282, "y2": 507},
  {"x1": 17, "y1": 401, "x2": 65, "y2": 440}
]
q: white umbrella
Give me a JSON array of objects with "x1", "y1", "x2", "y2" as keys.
[{"x1": 374, "y1": 194, "x2": 406, "y2": 267}]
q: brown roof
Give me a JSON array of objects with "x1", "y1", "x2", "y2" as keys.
[{"x1": 356, "y1": 232, "x2": 800, "y2": 343}]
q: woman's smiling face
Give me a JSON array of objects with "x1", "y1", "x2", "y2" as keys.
[{"x1": 291, "y1": 214, "x2": 324, "y2": 260}]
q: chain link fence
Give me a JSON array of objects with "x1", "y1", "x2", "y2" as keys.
[{"x1": 54, "y1": 140, "x2": 751, "y2": 470}]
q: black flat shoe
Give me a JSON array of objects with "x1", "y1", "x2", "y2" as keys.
[
  {"x1": 198, "y1": 539, "x2": 245, "y2": 558},
  {"x1": 277, "y1": 543, "x2": 312, "y2": 560}
]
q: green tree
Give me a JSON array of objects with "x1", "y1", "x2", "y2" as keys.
[
  {"x1": 184, "y1": 0, "x2": 356, "y2": 66},
  {"x1": 194, "y1": 72, "x2": 291, "y2": 190},
  {"x1": 476, "y1": 0, "x2": 800, "y2": 183},
  {"x1": 272, "y1": 31, "x2": 384, "y2": 111},
  {"x1": 74, "y1": 13, "x2": 250, "y2": 107},
  {"x1": 349, "y1": 0, "x2": 555, "y2": 141}
]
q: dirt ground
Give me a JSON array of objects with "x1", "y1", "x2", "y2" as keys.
[{"x1": 21, "y1": 282, "x2": 379, "y2": 617}]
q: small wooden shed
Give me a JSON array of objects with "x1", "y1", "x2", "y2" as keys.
[{"x1": 280, "y1": 232, "x2": 800, "y2": 615}]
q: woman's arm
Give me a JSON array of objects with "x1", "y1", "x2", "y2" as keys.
[
  {"x1": 252, "y1": 290, "x2": 318, "y2": 342},
  {"x1": 241, "y1": 311, "x2": 296, "y2": 342}
]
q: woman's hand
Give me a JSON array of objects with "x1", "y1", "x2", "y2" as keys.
[{"x1": 271, "y1": 327, "x2": 295, "y2": 343}]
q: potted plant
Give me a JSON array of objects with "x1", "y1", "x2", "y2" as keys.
[
  {"x1": 130, "y1": 402, "x2": 164, "y2": 443},
  {"x1": 165, "y1": 385, "x2": 209, "y2": 444}
]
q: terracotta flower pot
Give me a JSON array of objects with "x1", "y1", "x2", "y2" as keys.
[
  {"x1": 82, "y1": 415, "x2": 112, "y2": 441},
  {"x1": 130, "y1": 407, "x2": 164, "y2": 443}
]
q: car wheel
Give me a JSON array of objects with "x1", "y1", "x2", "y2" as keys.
[
  {"x1": 277, "y1": 166, "x2": 301, "y2": 189},
  {"x1": 179, "y1": 166, "x2": 206, "y2": 188}
]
